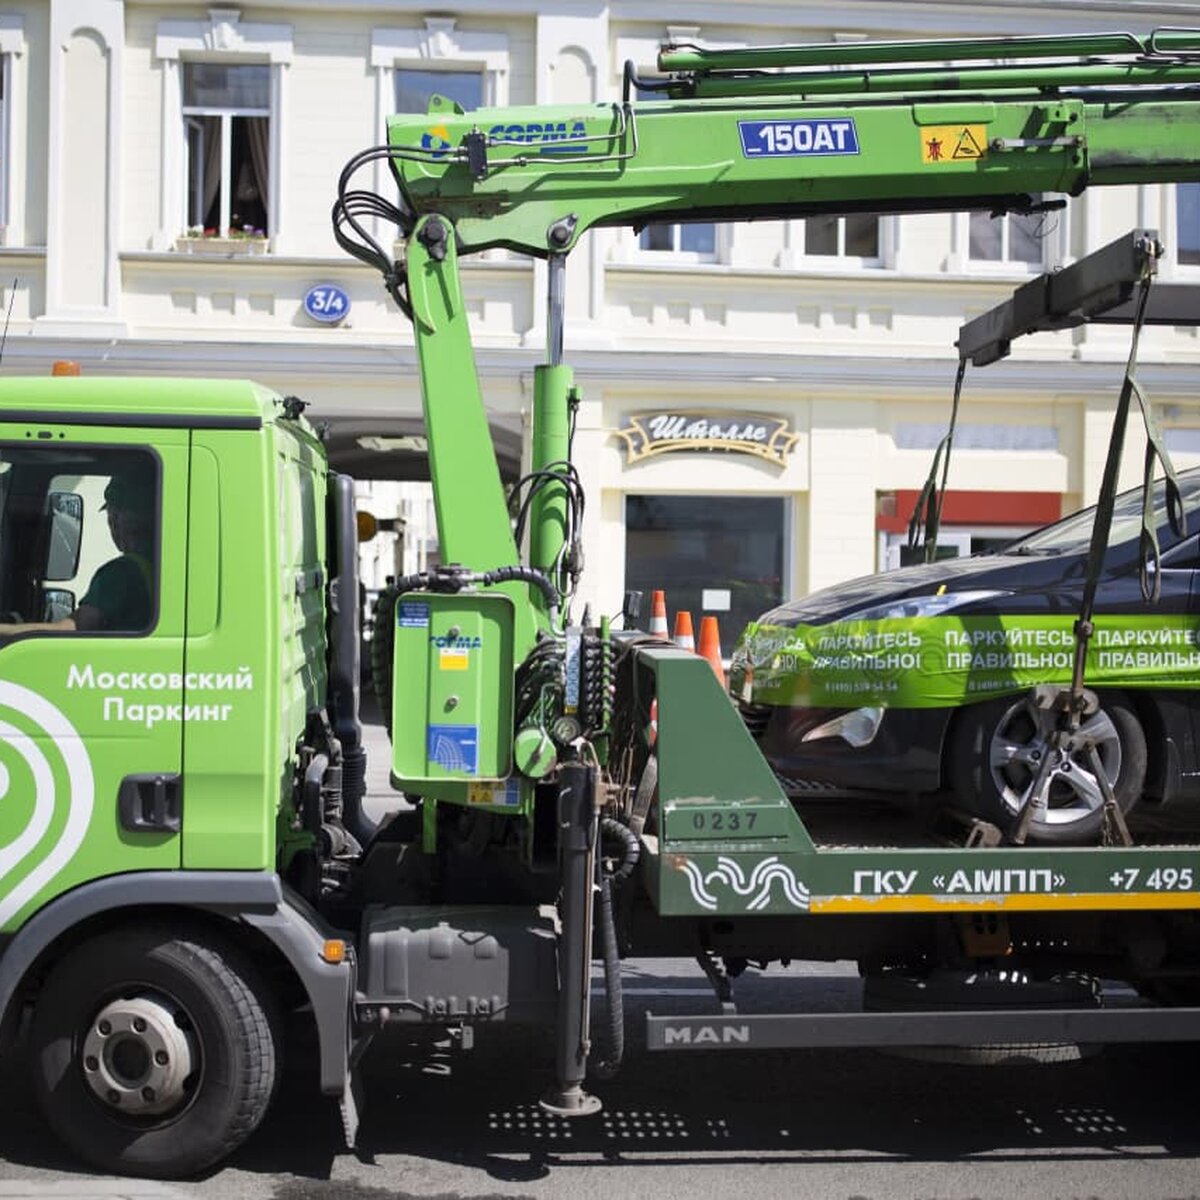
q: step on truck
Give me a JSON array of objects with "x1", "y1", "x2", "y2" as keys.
[{"x1": 6, "y1": 29, "x2": 1200, "y2": 1177}]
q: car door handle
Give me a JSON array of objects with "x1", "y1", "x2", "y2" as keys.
[{"x1": 117, "y1": 773, "x2": 183, "y2": 834}]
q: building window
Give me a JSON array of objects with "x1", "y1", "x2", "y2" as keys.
[
  {"x1": 875, "y1": 488, "x2": 1060, "y2": 571},
  {"x1": 1176, "y1": 183, "x2": 1200, "y2": 266},
  {"x1": 969, "y1": 206, "x2": 1047, "y2": 265},
  {"x1": 395, "y1": 68, "x2": 482, "y2": 113},
  {"x1": 372, "y1": 20, "x2": 508, "y2": 123},
  {"x1": 183, "y1": 63, "x2": 269, "y2": 237},
  {"x1": 880, "y1": 528, "x2": 1032, "y2": 571},
  {"x1": 0, "y1": 17, "x2": 25, "y2": 243},
  {"x1": 371, "y1": 20, "x2": 508, "y2": 253},
  {"x1": 804, "y1": 214, "x2": 880, "y2": 261},
  {"x1": 625, "y1": 495, "x2": 786, "y2": 643},
  {"x1": 155, "y1": 12, "x2": 291, "y2": 251},
  {"x1": 0, "y1": 54, "x2": 6, "y2": 232},
  {"x1": 634, "y1": 85, "x2": 717, "y2": 261},
  {"x1": 633, "y1": 84, "x2": 715, "y2": 260},
  {"x1": 638, "y1": 223, "x2": 717, "y2": 256}
]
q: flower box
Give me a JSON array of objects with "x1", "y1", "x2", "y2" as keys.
[{"x1": 175, "y1": 235, "x2": 268, "y2": 257}]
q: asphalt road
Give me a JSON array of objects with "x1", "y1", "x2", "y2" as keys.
[{"x1": 2, "y1": 958, "x2": 1200, "y2": 1200}]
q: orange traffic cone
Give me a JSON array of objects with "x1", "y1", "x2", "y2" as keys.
[
  {"x1": 673, "y1": 610, "x2": 695, "y2": 651},
  {"x1": 698, "y1": 615, "x2": 725, "y2": 684},
  {"x1": 649, "y1": 589, "x2": 668, "y2": 639}
]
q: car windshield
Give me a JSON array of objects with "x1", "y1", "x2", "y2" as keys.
[{"x1": 1007, "y1": 468, "x2": 1200, "y2": 557}]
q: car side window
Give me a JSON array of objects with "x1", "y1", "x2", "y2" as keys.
[
  {"x1": 1160, "y1": 533, "x2": 1200, "y2": 571},
  {"x1": 0, "y1": 446, "x2": 160, "y2": 635}
]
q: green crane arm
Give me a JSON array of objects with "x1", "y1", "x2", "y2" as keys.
[
  {"x1": 332, "y1": 27, "x2": 1200, "y2": 632},
  {"x1": 380, "y1": 29, "x2": 1200, "y2": 259}
]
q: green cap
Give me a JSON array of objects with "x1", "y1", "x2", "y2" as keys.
[{"x1": 102, "y1": 476, "x2": 155, "y2": 513}]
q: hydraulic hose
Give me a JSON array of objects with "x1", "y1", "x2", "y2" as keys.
[
  {"x1": 481, "y1": 566, "x2": 560, "y2": 622},
  {"x1": 600, "y1": 817, "x2": 640, "y2": 884},
  {"x1": 591, "y1": 875, "x2": 624, "y2": 1080},
  {"x1": 591, "y1": 817, "x2": 641, "y2": 1080},
  {"x1": 391, "y1": 565, "x2": 560, "y2": 623}
]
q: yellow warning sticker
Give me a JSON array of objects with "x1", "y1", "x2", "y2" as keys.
[
  {"x1": 467, "y1": 780, "x2": 521, "y2": 807},
  {"x1": 921, "y1": 125, "x2": 987, "y2": 164},
  {"x1": 439, "y1": 648, "x2": 469, "y2": 671}
]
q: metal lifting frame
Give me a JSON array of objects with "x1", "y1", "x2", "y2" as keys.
[{"x1": 955, "y1": 228, "x2": 1200, "y2": 366}]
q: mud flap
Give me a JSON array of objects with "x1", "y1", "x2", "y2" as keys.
[{"x1": 339, "y1": 1064, "x2": 365, "y2": 1149}]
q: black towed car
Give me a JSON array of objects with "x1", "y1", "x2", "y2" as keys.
[{"x1": 730, "y1": 469, "x2": 1200, "y2": 844}]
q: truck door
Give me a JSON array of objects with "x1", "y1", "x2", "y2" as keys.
[{"x1": 0, "y1": 432, "x2": 188, "y2": 930}]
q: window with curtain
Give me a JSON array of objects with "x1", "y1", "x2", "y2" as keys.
[{"x1": 182, "y1": 63, "x2": 270, "y2": 237}]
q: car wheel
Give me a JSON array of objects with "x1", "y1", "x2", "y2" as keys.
[
  {"x1": 31, "y1": 926, "x2": 278, "y2": 1178},
  {"x1": 947, "y1": 691, "x2": 1146, "y2": 845}
]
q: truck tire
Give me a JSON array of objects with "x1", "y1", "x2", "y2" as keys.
[
  {"x1": 30, "y1": 927, "x2": 278, "y2": 1179},
  {"x1": 947, "y1": 690, "x2": 1145, "y2": 845},
  {"x1": 370, "y1": 586, "x2": 398, "y2": 737},
  {"x1": 864, "y1": 966, "x2": 1101, "y2": 1064}
]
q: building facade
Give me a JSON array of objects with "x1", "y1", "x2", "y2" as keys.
[{"x1": 7, "y1": 0, "x2": 1200, "y2": 636}]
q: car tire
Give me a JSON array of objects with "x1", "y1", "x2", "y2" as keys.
[
  {"x1": 947, "y1": 690, "x2": 1146, "y2": 845},
  {"x1": 30, "y1": 926, "x2": 278, "y2": 1179}
]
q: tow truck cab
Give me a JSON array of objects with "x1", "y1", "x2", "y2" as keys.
[{"x1": 0, "y1": 377, "x2": 354, "y2": 931}]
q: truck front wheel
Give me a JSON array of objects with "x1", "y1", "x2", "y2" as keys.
[{"x1": 30, "y1": 927, "x2": 278, "y2": 1178}]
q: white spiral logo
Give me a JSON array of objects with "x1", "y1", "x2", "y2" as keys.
[
  {"x1": 0, "y1": 681, "x2": 94, "y2": 926},
  {"x1": 678, "y1": 855, "x2": 810, "y2": 912}
]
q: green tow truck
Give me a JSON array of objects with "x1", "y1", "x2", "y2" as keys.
[{"x1": 5, "y1": 29, "x2": 1200, "y2": 1177}]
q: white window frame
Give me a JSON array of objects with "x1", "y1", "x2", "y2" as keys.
[
  {"x1": 155, "y1": 10, "x2": 292, "y2": 252},
  {"x1": 371, "y1": 19, "x2": 508, "y2": 242},
  {"x1": 951, "y1": 195, "x2": 1069, "y2": 276},
  {"x1": 371, "y1": 18, "x2": 507, "y2": 114},
  {"x1": 181, "y1": 66, "x2": 271, "y2": 238},
  {"x1": 393, "y1": 65, "x2": 486, "y2": 116},
  {"x1": 0, "y1": 17, "x2": 24, "y2": 245},
  {"x1": 636, "y1": 220, "x2": 725, "y2": 264},
  {"x1": 613, "y1": 28, "x2": 744, "y2": 267},
  {"x1": 878, "y1": 525, "x2": 1031, "y2": 572},
  {"x1": 785, "y1": 213, "x2": 891, "y2": 270},
  {"x1": 1161, "y1": 182, "x2": 1200, "y2": 276}
]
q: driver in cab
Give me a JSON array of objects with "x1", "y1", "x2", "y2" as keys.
[{"x1": 0, "y1": 475, "x2": 155, "y2": 635}]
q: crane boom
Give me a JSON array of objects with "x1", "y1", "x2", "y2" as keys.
[{"x1": 376, "y1": 29, "x2": 1200, "y2": 259}]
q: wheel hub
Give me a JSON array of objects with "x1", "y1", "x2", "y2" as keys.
[
  {"x1": 81, "y1": 994, "x2": 197, "y2": 1116},
  {"x1": 990, "y1": 699, "x2": 1121, "y2": 826}
]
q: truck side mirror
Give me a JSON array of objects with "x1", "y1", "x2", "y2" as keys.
[
  {"x1": 42, "y1": 588, "x2": 76, "y2": 623},
  {"x1": 44, "y1": 492, "x2": 83, "y2": 582},
  {"x1": 356, "y1": 510, "x2": 379, "y2": 542}
]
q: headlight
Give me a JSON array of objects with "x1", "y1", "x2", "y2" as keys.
[
  {"x1": 802, "y1": 706, "x2": 884, "y2": 747},
  {"x1": 849, "y1": 589, "x2": 1011, "y2": 622}
]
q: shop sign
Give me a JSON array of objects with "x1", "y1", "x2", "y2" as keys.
[{"x1": 615, "y1": 411, "x2": 797, "y2": 467}]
